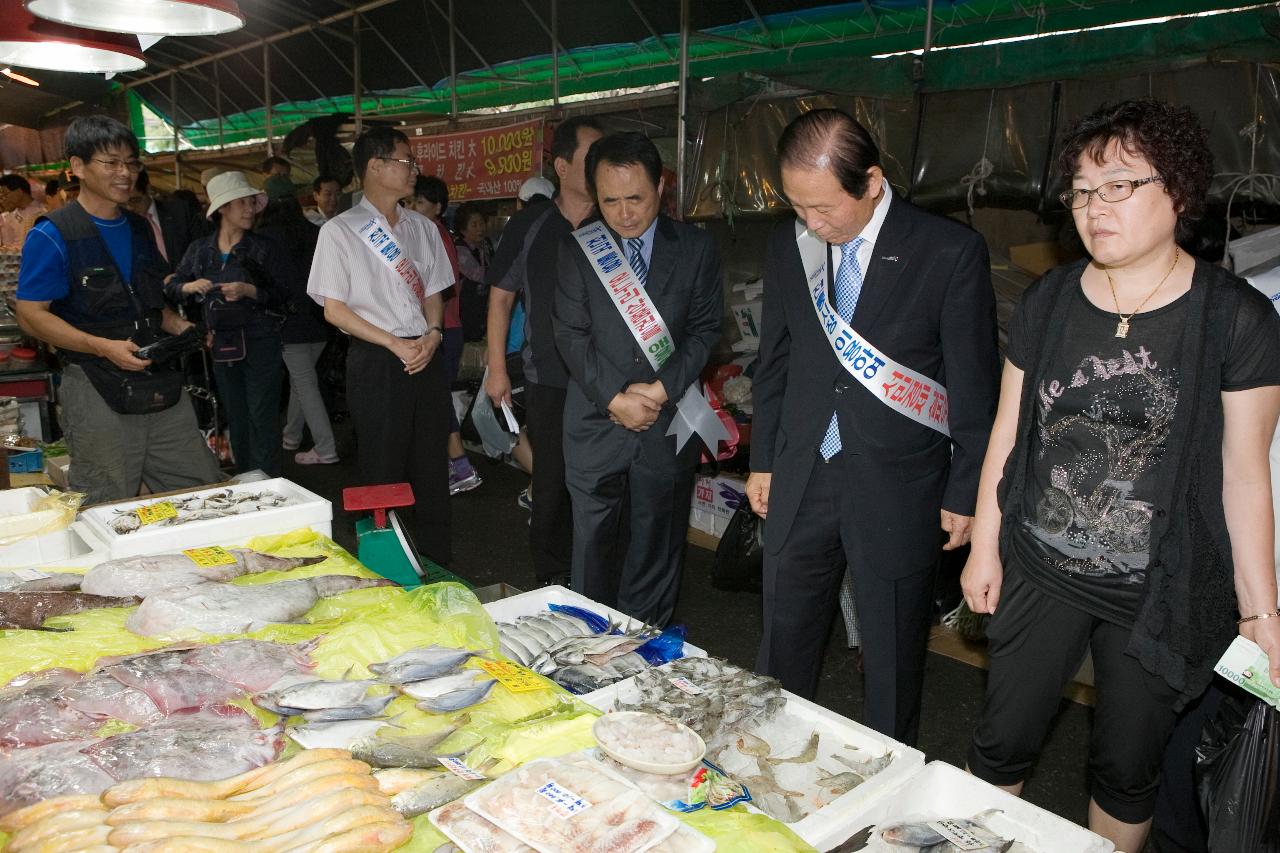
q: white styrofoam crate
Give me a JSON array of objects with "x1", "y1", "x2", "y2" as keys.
[
  {"x1": 584, "y1": 668, "x2": 925, "y2": 852},
  {"x1": 482, "y1": 585, "x2": 706, "y2": 659},
  {"x1": 80, "y1": 477, "x2": 332, "y2": 559},
  {"x1": 0, "y1": 520, "x2": 106, "y2": 569},
  {"x1": 845, "y1": 761, "x2": 1114, "y2": 853}
]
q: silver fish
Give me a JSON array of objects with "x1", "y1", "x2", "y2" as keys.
[
  {"x1": 397, "y1": 670, "x2": 490, "y2": 702},
  {"x1": 265, "y1": 676, "x2": 381, "y2": 711},
  {"x1": 369, "y1": 646, "x2": 487, "y2": 684},
  {"x1": 390, "y1": 772, "x2": 484, "y2": 818},
  {"x1": 351, "y1": 714, "x2": 471, "y2": 768},
  {"x1": 286, "y1": 715, "x2": 400, "y2": 750},
  {"x1": 300, "y1": 693, "x2": 396, "y2": 722},
  {"x1": 415, "y1": 679, "x2": 497, "y2": 714},
  {"x1": 81, "y1": 549, "x2": 326, "y2": 598}
]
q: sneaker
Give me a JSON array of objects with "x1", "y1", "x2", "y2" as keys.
[
  {"x1": 517, "y1": 486, "x2": 533, "y2": 512},
  {"x1": 449, "y1": 469, "x2": 482, "y2": 495},
  {"x1": 294, "y1": 448, "x2": 339, "y2": 465}
]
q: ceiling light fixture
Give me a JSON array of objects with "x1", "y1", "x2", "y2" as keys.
[
  {"x1": 0, "y1": 1, "x2": 144, "y2": 73},
  {"x1": 25, "y1": 0, "x2": 244, "y2": 37},
  {"x1": 1, "y1": 67, "x2": 40, "y2": 86}
]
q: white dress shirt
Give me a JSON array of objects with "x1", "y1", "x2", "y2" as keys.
[
  {"x1": 844, "y1": 178, "x2": 893, "y2": 271},
  {"x1": 307, "y1": 196, "x2": 453, "y2": 337}
]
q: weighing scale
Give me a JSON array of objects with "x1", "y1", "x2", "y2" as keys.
[{"x1": 342, "y1": 483, "x2": 465, "y2": 589}]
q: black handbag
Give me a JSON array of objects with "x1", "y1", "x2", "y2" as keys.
[{"x1": 79, "y1": 359, "x2": 183, "y2": 415}]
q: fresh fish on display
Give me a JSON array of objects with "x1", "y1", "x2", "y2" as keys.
[
  {"x1": 125, "y1": 574, "x2": 394, "y2": 637},
  {"x1": 494, "y1": 611, "x2": 604, "y2": 668},
  {"x1": 351, "y1": 715, "x2": 471, "y2": 768},
  {"x1": 253, "y1": 673, "x2": 322, "y2": 715},
  {"x1": 368, "y1": 645, "x2": 488, "y2": 684},
  {"x1": 0, "y1": 571, "x2": 82, "y2": 592},
  {"x1": 615, "y1": 656, "x2": 785, "y2": 739},
  {"x1": 392, "y1": 773, "x2": 487, "y2": 819},
  {"x1": 400, "y1": 670, "x2": 498, "y2": 713},
  {"x1": 880, "y1": 809, "x2": 1015, "y2": 852},
  {"x1": 0, "y1": 740, "x2": 115, "y2": 817},
  {"x1": 287, "y1": 716, "x2": 400, "y2": 750},
  {"x1": 594, "y1": 712, "x2": 704, "y2": 768},
  {"x1": 56, "y1": 671, "x2": 163, "y2": 727},
  {"x1": 552, "y1": 653, "x2": 649, "y2": 694},
  {"x1": 105, "y1": 651, "x2": 249, "y2": 715},
  {"x1": 0, "y1": 590, "x2": 140, "y2": 630},
  {"x1": 529, "y1": 633, "x2": 651, "y2": 675},
  {"x1": 373, "y1": 767, "x2": 442, "y2": 795},
  {"x1": 0, "y1": 670, "x2": 100, "y2": 748},
  {"x1": 80, "y1": 705, "x2": 284, "y2": 781},
  {"x1": 258, "y1": 674, "x2": 382, "y2": 711},
  {"x1": 179, "y1": 637, "x2": 319, "y2": 692},
  {"x1": 81, "y1": 549, "x2": 327, "y2": 598},
  {"x1": 301, "y1": 693, "x2": 397, "y2": 722},
  {"x1": 430, "y1": 800, "x2": 535, "y2": 852},
  {"x1": 106, "y1": 488, "x2": 295, "y2": 535}
]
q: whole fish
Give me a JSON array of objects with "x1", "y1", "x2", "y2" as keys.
[
  {"x1": 880, "y1": 809, "x2": 1010, "y2": 852},
  {"x1": 57, "y1": 671, "x2": 163, "y2": 726},
  {"x1": 0, "y1": 590, "x2": 139, "y2": 630},
  {"x1": 81, "y1": 549, "x2": 327, "y2": 598},
  {"x1": 125, "y1": 575, "x2": 394, "y2": 637},
  {"x1": 0, "y1": 739, "x2": 115, "y2": 817},
  {"x1": 253, "y1": 673, "x2": 321, "y2": 715},
  {"x1": 369, "y1": 645, "x2": 488, "y2": 684},
  {"x1": 397, "y1": 670, "x2": 490, "y2": 702},
  {"x1": 0, "y1": 571, "x2": 82, "y2": 592},
  {"x1": 351, "y1": 714, "x2": 470, "y2": 768},
  {"x1": 0, "y1": 671, "x2": 100, "y2": 748},
  {"x1": 301, "y1": 693, "x2": 397, "y2": 722},
  {"x1": 287, "y1": 716, "x2": 400, "y2": 750},
  {"x1": 261, "y1": 676, "x2": 381, "y2": 711},
  {"x1": 390, "y1": 772, "x2": 485, "y2": 818},
  {"x1": 181, "y1": 638, "x2": 318, "y2": 692},
  {"x1": 105, "y1": 651, "x2": 246, "y2": 715},
  {"x1": 415, "y1": 679, "x2": 497, "y2": 714}
]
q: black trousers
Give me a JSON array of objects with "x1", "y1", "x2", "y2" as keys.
[
  {"x1": 525, "y1": 382, "x2": 573, "y2": 583},
  {"x1": 756, "y1": 455, "x2": 936, "y2": 746},
  {"x1": 967, "y1": 569, "x2": 1181, "y2": 824},
  {"x1": 212, "y1": 334, "x2": 283, "y2": 477},
  {"x1": 346, "y1": 338, "x2": 451, "y2": 566}
]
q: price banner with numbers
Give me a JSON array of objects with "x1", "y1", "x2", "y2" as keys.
[
  {"x1": 135, "y1": 502, "x2": 177, "y2": 525},
  {"x1": 408, "y1": 119, "x2": 545, "y2": 202}
]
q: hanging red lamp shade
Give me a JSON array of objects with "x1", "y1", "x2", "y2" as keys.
[
  {"x1": 25, "y1": 0, "x2": 244, "y2": 37},
  {"x1": 0, "y1": 0, "x2": 144, "y2": 73}
]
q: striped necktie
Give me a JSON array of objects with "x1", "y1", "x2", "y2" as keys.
[
  {"x1": 627, "y1": 237, "x2": 648, "y2": 285},
  {"x1": 819, "y1": 237, "x2": 867, "y2": 460}
]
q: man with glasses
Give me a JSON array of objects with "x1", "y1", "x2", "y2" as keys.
[
  {"x1": 307, "y1": 126, "x2": 455, "y2": 566},
  {"x1": 14, "y1": 115, "x2": 220, "y2": 504}
]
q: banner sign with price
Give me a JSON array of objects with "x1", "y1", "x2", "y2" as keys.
[{"x1": 409, "y1": 119, "x2": 545, "y2": 202}]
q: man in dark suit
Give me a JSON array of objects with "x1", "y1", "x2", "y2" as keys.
[
  {"x1": 130, "y1": 168, "x2": 209, "y2": 270},
  {"x1": 747, "y1": 109, "x2": 998, "y2": 745},
  {"x1": 554, "y1": 132, "x2": 723, "y2": 627}
]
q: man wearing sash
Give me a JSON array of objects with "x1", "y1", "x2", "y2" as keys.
[
  {"x1": 747, "y1": 109, "x2": 998, "y2": 744},
  {"x1": 554, "y1": 132, "x2": 723, "y2": 626},
  {"x1": 307, "y1": 127, "x2": 455, "y2": 565}
]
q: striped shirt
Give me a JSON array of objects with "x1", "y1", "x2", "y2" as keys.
[{"x1": 307, "y1": 196, "x2": 452, "y2": 337}]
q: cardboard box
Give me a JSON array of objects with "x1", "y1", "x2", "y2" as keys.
[
  {"x1": 689, "y1": 473, "x2": 747, "y2": 539},
  {"x1": 1009, "y1": 241, "x2": 1073, "y2": 277}
]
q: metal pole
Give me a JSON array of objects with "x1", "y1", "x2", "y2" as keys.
[
  {"x1": 171, "y1": 73, "x2": 182, "y2": 189},
  {"x1": 551, "y1": 0, "x2": 559, "y2": 106},
  {"x1": 215, "y1": 61, "x2": 224, "y2": 150},
  {"x1": 353, "y1": 12, "x2": 363, "y2": 133},
  {"x1": 263, "y1": 43, "x2": 273, "y2": 155},
  {"x1": 448, "y1": 0, "x2": 458, "y2": 120},
  {"x1": 923, "y1": 0, "x2": 934, "y2": 54},
  {"x1": 676, "y1": 0, "x2": 689, "y2": 220}
]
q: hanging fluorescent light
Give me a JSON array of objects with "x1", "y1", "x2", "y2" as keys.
[
  {"x1": 25, "y1": 0, "x2": 244, "y2": 37},
  {"x1": 1, "y1": 67, "x2": 40, "y2": 86},
  {"x1": 0, "y1": 0, "x2": 144, "y2": 72}
]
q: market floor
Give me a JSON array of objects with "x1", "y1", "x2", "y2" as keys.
[{"x1": 281, "y1": 428, "x2": 1095, "y2": 829}]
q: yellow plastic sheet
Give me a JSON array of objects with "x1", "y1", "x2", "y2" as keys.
[{"x1": 0, "y1": 527, "x2": 815, "y2": 852}]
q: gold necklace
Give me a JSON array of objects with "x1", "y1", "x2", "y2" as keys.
[{"x1": 1104, "y1": 247, "x2": 1180, "y2": 339}]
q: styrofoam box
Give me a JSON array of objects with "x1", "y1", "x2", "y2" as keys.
[
  {"x1": 0, "y1": 487, "x2": 108, "y2": 568},
  {"x1": 847, "y1": 761, "x2": 1114, "y2": 853},
  {"x1": 80, "y1": 477, "x2": 332, "y2": 559},
  {"x1": 482, "y1": 585, "x2": 706, "y2": 659},
  {"x1": 584, "y1": 668, "x2": 925, "y2": 852}
]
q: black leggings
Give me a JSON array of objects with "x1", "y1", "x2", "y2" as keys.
[{"x1": 968, "y1": 568, "x2": 1181, "y2": 823}]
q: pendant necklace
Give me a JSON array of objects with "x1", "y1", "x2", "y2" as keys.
[{"x1": 1105, "y1": 247, "x2": 1180, "y2": 339}]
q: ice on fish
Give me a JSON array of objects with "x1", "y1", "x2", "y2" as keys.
[
  {"x1": 0, "y1": 590, "x2": 140, "y2": 630},
  {"x1": 81, "y1": 705, "x2": 283, "y2": 781},
  {"x1": 125, "y1": 574, "x2": 394, "y2": 637},
  {"x1": 287, "y1": 716, "x2": 400, "y2": 750},
  {"x1": 0, "y1": 739, "x2": 115, "y2": 817},
  {"x1": 81, "y1": 549, "x2": 327, "y2": 598},
  {"x1": 369, "y1": 645, "x2": 487, "y2": 683}
]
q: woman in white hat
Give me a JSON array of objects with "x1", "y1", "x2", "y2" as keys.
[{"x1": 166, "y1": 170, "x2": 298, "y2": 476}]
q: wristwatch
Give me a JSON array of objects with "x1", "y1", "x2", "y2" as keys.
[{"x1": 424, "y1": 325, "x2": 443, "y2": 338}]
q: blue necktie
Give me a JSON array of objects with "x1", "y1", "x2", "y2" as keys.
[
  {"x1": 819, "y1": 237, "x2": 867, "y2": 460},
  {"x1": 628, "y1": 237, "x2": 648, "y2": 285}
]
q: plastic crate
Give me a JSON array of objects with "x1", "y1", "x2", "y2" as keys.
[{"x1": 7, "y1": 448, "x2": 42, "y2": 473}]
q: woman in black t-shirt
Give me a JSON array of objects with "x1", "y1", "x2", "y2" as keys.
[{"x1": 961, "y1": 100, "x2": 1280, "y2": 851}]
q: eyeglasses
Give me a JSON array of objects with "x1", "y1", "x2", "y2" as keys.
[
  {"x1": 90, "y1": 157, "x2": 144, "y2": 174},
  {"x1": 1059, "y1": 176, "x2": 1162, "y2": 209},
  {"x1": 378, "y1": 157, "x2": 419, "y2": 174}
]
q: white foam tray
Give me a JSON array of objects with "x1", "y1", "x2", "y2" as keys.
[
  {"x1": 583, "y1": 666, "x2": 925, "y2": 852},
  {"x1": 79, "y1": 477, "x2": 332, "y2": 559},
  {"x1": 0, "y1": 520, "x2": 107, "y2": 569},
  {"x1": 844, "y1": 761, "x2": 1114, "y2": 853},
  {"x1": 482, "y1": 585, "x2": 706, "y2": 659}
]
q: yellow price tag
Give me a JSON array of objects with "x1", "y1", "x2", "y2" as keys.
[
  {"x1": 183, "y1": 546, "x2": 238, "y2": 567},
  {"x1": 135, "y1": 501, "x2": 177, "y2": 525},
  {"x1": 477, "y1": 659, "x2": 548, "y2": 693}
]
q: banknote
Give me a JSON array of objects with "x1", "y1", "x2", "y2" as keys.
[{"x1": 1214, "y1": 635, "x2": 1280, "y2": 709}]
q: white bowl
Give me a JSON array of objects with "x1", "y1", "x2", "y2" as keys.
[{"x1": 593, "y1": 711, "x2": 706, "y2": 775}]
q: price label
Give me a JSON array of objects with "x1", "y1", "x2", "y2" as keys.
[
  {"x1": 536, "y1": 779, "x2": 591, "y2": 819},
  {"x1": 135, "y1": 502, "x2": 177, "y2": 525},
  {"x1": 927, "y1": 820, "x2": 990, "y2": 851},
  {"x1": 183, "y1": 546, "x2": 239, "y2": 567},
  {"x1": 668, "y1": 677, "x2": 703, "y2": 696},
  {"x1": 438, "y1": 755, "x2": 487, "y2": 781},
  {"x1": 477, "y1": 659, "x2": 548, "y2": 693}
]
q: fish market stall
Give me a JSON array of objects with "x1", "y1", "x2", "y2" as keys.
[{"x1": 0, "y1": 526, "x2": 816, "y2": 852}]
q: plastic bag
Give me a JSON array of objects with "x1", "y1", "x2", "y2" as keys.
[
  {"x1": 1196, "y1": 691, "x2": 1279, "y2": 853},
  {"x1": 711, "y1": 507, "x2": 764, "y2": 594},
  {"x1": 462, "y1": 368, "x2": 517, "y2": 459},
  {"x1": 0, "y1": 489, "x2": 84, "y2": 547}
]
